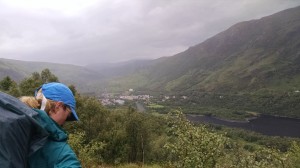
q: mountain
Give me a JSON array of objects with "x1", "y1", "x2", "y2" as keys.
[
  {"x1": 85, "y1": 57, "x2": 170, "y2": 92},
  {"x1": 1, "y1": 6, "x2": 300, "y2": 94},
  {"x1": 87, "y1": 59, "x2": 156, "y2": 77},
  {"x1": 0, "y1": 58, "x2": 104, "y2": 93},
  {"x1": 88, "y1": 6, "x2": 300, "y2": 93}
]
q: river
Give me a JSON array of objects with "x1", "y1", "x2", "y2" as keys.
[{"x1": 186, "y1": 114, "x2": 300, "y2": 138}]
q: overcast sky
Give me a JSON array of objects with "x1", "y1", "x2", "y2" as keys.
[{"x1": 0, "y1": 0, "x2": 299, "y2": 65}]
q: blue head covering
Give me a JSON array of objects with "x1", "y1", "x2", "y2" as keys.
[{"x1": 35, "y1": 82, "x2": 79, "y2": 121}]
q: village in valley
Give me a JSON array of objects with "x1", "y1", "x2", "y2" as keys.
[
  {"x1": 99, "y1": 88, "x2": 151, "y2": 106},
  {"x1": 98, "y1": 88, "x2": 188, "y2": 108}
]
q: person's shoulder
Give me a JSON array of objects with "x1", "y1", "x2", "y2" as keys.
[
  {"x1": 35, "y1": 140, "x2": 67, "y2": 162},
  {"x1": 30, "y1": 141, "x2": 81, "y2": 167},
  {"x1": 56, "y1": 143, "x2": 82, "y2": 167},
  {"x1": 32, "y1": 109, "x2": 53, "y2": 128},
  {"x1": 32, "y1": 108, "x2": 47, "y2": 115},
  {"x1": 32, "y1": 109, "x2": 49, "y2": 120}
]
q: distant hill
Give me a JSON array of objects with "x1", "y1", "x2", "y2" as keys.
[
  {"x1": 0, "y1": 58, "x2": 104, "y2": 93},
  {"x1": 86, "y1": 6, "x2": 300, "y2": 93},
  {"x1": 87, "y1": 59, "x2": 156, "y2": 77}
]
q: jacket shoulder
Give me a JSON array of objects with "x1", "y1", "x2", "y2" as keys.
[
  {"x1": 29, "y1": 140, "x2": 81, "y2": 168},
  {"x1": 55, "y1": 143, "x2": 81, "y2": 168}
]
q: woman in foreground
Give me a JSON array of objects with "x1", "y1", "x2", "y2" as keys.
[{"x1": 20, "y1": 82, "x2": 81, "y2": 168}]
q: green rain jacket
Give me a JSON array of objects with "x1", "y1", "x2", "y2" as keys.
[{"x1": 29, "y1": 109, "x2": 81, "y2": 168}]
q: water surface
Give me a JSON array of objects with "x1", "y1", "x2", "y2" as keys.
[{"x1": 186, "y1": 114, "x2": 300, "y2": 138}]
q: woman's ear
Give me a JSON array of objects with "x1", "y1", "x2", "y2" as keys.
[
  {"x1": 53, "y1": 102, "x2": 62, "y2": 112},
  {"x1": 56, "y1": 102, "x2": 63, "y2": 108}
]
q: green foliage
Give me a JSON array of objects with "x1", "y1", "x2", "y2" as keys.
[
  {"x1": 68, "y1": 84, "x2": 78, "y2": 96},
  {"x1": 7, "y1": 82, "x2": 21, "y2": 97},
  {"x1": 125, "y1": 108, "x2": 149, "y2": 163},
  {"x1": 0, "y1": 76, "x2": 14, "y2": 91},
  {"x1": 219, "y1": 142, "x2": 287, "y2": 168},
  {"x1": 223, "y1": 126, "x2": 295, "y2": 152},
  {"x1": 67, "y1": 95, "x2": 170, "y2": 165},
  {"x1": 109, "y1": 163, "x2": 163, "y2": 168},
  {"x1": 99, "y1": 107, "x2": 169, "y2": 165},
  {"x1": 19, "y1": 69, "x2": 59, "y2": 96},
  {"x1": 65, "y1": 93, "x2": 300, "y2": 168},
  {"x1": 3, "y1": 69, "x2": 300, "y2": 167},
  {"x1": 159, "y1": 91, "x2": 300, "y2": 119},
  {"x1": 67, "y1": 97, "x2": 170, "y2": 166},
  {"x1": 68, "y1": 132, "x2": 106, "y2": 167},
  {"x1": 164, "y1": 111, "x2": 226, "y2": 168},
  {"x1": 0, "y1": 76, "x2": 20, "y2": 97},
  {"x1": 147, "y1": 104, "x2": 165, "y2": 109},
  {"x1": 75, "y1": 96, "x2": 109, "y2": 141},
  {"x1": 41, "y1": 68, "x2": 59, "y2": 83},
  {"x1": 286, "y1": 142, "x2": 300, "y2": 167}
]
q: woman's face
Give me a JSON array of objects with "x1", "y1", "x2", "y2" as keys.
[{"x1": 49, "y1": 102, "x2": 71, "y2": 126}]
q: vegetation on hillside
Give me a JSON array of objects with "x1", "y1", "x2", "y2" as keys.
[
  {"x1": 97, "y1": 6, "x2": 300, "y2": 94},
  {"x1": 1, "y1": 69, "x2": 300, "y2": 168},
  {"x1": 0, "y1": 6, "x2": 299, "y2": 168},
  {"x1": 154, "y1": 90, "x2": 300, "y2": 119}
]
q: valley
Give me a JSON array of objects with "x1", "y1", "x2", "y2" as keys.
[
  {"x1": 1, "y1": 2, "x2": 300, "y2": 167},
  {"x1": 95, "y1": 88, "x2": 300, "y2": 138}
]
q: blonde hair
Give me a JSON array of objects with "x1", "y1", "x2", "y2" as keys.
[
  {"x1": 19, "y1": 89, "x2": 56, "y2": 114},
  {"x1": 19, "y1": 96, "x2": 40, "y2": 109}
]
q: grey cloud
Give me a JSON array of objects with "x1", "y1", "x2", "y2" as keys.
[{"x1": 0, "y1": 0, "x2": 299, "y2": 65}]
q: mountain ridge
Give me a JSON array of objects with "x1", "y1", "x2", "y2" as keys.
[
  {"x1": 97, "y1": 5, "x2": 300, "y2": 93},
  {"x1": 1, "y1": 6, "x2": 300, "y2": 94}
]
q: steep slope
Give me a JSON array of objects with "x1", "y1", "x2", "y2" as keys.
[{"x1": 100, "y1": 6, "x2": 300, "y2": 93}]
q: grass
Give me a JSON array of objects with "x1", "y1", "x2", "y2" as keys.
[
  {"x1": 170, "y1": 105, "x2": 259, "y2": 121},
  {"x1": 83, "y1": 164, "x2": 163, "y2": 168},
  {"x1": 147, "y1": 103, "x2": 165, "y2": 109}
]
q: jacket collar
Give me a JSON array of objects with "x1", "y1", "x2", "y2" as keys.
[{"x1": 33, "y1": 109, "x2": 68, "y2": 141}]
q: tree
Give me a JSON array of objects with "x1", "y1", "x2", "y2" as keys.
[
  {"x1": 0, "y1": 76, "x2": 14, "y2": 91},
  {"x1": 19, "y1": 76, "x2": 42, "y2": 96},
  {"x1": 164, "y1": 111, "x2": 226, "y2": 168},
  {"x1": 0, "y1": 76, "x2": 20, "y2": 97},
  {"x1": 68, "y1": 131, "x2": 106, "y2": 167},
  {"x1": 68, "y1": 84, "x2": 78, "y2": 96},
  {"x1": 41, "y1": 68, "x2": 59, "y2": 83},
  {"x1": 75, "y1": 96, "x2": 109, "y2": 141},
  {"x1": 19, "y1": 69, "x2": 59, "y2": 96},
  {"x1": 125, "y1": 108, "x2": 150, "y2": 164}
]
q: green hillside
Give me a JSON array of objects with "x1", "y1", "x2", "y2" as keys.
[{"x1": 96, "y1": 6, "x2": 300, "y2": 93}]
